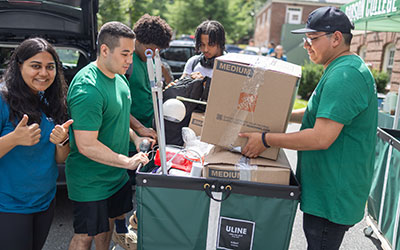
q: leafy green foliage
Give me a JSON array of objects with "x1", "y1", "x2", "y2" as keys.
[
  {"x1": 293, "y1": 99, "x2": 308, "y2": 110},
  {"x1": 97, "y1": 0, "x2": 265, "y2": 44},
  {"x1": 298, "y1": 62, "x2": 324, "y2": 100},
  {"x1": 371, "y1": 68, "x2": 389, "y2": 93}
]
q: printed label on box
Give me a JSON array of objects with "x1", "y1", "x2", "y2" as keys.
[
  {"x1": 237, "y1": 92, "x2": 258, "y2": 112},
  {"x1": 208, "y1": 168, "x2": 240, "y2": 179},
  {"x1": 191, "y1": 118, "x2": 203, "y2": 126},
  {"x1": 217, "y1": 216, "x2": 255, "y2": 250},
  {"x1": 216, "y1": 61, "x2": 253, "y2": 77}
]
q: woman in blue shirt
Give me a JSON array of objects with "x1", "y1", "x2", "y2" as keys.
[{"x1": 0, "y1": 38, "x2": 72, "y2": 250}]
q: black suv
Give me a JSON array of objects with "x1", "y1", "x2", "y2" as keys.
[
  {"x1": 160, "y1": 39, "x2": 197, "y2": 79},
  {"x1": 0, "y1": 0, "x2": 98, "y2": 185},
  {"x1": 0, "y1": 0, "x2": 98, "y2": 83}
]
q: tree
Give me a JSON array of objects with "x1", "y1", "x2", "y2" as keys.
[
  {"x1": 98, "y1": 0, "x2": 267, "y2": 44},
  {"x1": 98, "y1": 0, "x2": 129, "y2": 26}
]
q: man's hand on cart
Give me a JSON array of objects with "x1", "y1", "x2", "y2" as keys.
[
  {"x1": 127, "y1": 152, "x2": 149, "y2": 170},
  {"x1": 239, "y1": 132, "x2": 266, "y2": 158}
]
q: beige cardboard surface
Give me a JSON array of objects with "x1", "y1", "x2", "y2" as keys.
[
  {"x1": 201, "y1": 54, "x2": 301, "y2": 160},
  {"x1": 189, "y1": 112, "x2": 205, "y2": 137},
  {"x1": 203, "y1": 147, "x2": 291, "y2": 185}
]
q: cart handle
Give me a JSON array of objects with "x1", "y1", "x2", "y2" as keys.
[{"x1": 204, "y1": 183, "x2": 232, "y2": 202}]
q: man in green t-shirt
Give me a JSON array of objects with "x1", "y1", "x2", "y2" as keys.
[
  {"x1": 127, "y1": 14, "x2": 172, "y2": 154},
  {"x1": 66, "y1": 22, "x2": 149, "y2": 250},
  {"x1": 240, "y1": 7, "x2": 377, "y2": 250}
]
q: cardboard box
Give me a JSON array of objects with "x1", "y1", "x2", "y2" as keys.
[
  {"x1": 203, "y1": 147, "x2": 291, "y2": 185},
  {"x1": 189, "y1": 112, "x2": 205, "y2": 136},
  {"x1": 201, "y1": 54, "x2": 301, "y2": 160}
]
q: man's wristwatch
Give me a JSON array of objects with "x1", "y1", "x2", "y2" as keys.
[
  {"x1": 261, "y1": 132, "x2": 270, "y2": 148},
  {"x1": 59, "y1": 137, "x2": 69, "y2": 147}
]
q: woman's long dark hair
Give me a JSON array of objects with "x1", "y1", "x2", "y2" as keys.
[{"x1": 1, "y1": 38, "x2": 68, "y2": 126}]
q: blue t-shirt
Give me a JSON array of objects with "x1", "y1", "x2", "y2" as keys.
[{"x1": 0, "y1": 95, "x2": 57, "y2": 213}]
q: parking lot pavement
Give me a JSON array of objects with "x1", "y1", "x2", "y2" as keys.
[{"x1": 43, "y1": 123, "x2": 383, "y2": 250}]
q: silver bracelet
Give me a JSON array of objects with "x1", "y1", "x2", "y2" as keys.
[{"x1": 58, "y1": 137, "x2": 69, "y2": 147}]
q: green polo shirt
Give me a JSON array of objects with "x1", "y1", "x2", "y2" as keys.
[
  {"x1": 297, "y1": 55, "x2": 378, "y2": 225},
  {"x1": 66, "y1": 63, "x2": 131, "y2": 202},
  {"x1": 128, "y1": 52, "x2": 154, "y2": 152}
]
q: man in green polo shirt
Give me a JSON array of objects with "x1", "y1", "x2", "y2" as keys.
[
  {"x1": 127, "y1": 14, "x2": 172, "y2": 155},
  {"x1": 66, "y1": 21, "x2": 149, "y2": 250},
  {"x1": 240, "y1": 7, "x2": 377, "y2": 250}
]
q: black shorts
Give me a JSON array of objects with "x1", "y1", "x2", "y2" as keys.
[{"x1": 72, "y1": 181, "x2": 133, "y2": 236}]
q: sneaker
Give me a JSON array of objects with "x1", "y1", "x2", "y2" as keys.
[
  {"x1": 112, "y1": 226, "x2": 137, "y2": 250},
  {"x1": 129, "y1": 211, "x2": 138, "y2": 230}
]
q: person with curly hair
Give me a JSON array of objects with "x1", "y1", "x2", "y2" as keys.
[
  {"x1": 0, "y1": 37, "x2": 72, "y2": 250},
  {"x1": 182, "y1": 20, "x2": 225, "y2": 79},
  {"x1": 127, "y1": 14, "x2": 172, "y2": 148}
]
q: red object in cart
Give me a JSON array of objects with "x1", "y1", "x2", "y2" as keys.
[{"x1": 154, "y1": 148, "x2": 202, "y2": 173}]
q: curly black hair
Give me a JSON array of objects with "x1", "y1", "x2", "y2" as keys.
[
  {"x1": 195, "y1": 20, "x2": 225, "y2": 53},
  {"x1": 1, "y1": 38, "x2": 68, "y2": 126},
  {"x1": 133, "y1": 14, "x2": 172, "y2": 49}
]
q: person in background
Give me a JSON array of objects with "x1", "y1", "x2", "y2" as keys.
[
  {"x1": 66, "y1": 22, "x2": 149, "y2": 250},
  {"x1": 248, "y1": 38, "x2": 255, "y2": 47},
  {"x1": 270, "y1": 45, "x2": 287, "y2": 61},
  {"x1": 182, "y1": 20, "x2": 225, "y2": 80},
  {"x1": 0, "y1": 37, "x2": 72, "y2": 250},
  {"x1": 240, "y1": 6, "x2": 377, "y2": 250},
  {"x1": 267, "y1": 41, "x2": 275, "y2": 55}
]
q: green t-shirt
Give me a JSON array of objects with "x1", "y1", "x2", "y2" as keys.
[
  {"x1": 66, "y1": 63, "x2": 131, "y2": 202},
  {"x1": 297, "y1": 55, "x2": 378, "y2": 225},
  {"x1": 128, "y1": 52, "x2": 154, "y2": 152}
]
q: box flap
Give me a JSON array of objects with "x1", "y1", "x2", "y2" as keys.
[
  {"x1": 217, "y1": 53, "x2": 302, "y2": 78},
  {"x1": 205, "y1": 147, "x2": 290, "y2": 169},
  {"x1": 205, "y1": 146, "x2": 241, "y2": 165}
]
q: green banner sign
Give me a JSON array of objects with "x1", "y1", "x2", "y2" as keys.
[
  {"x1": 341, "y1": 0, "x2": 400, "y2": 32},
  {"x1": 343, "y1": 0, "x2": 399, "y2": 21}
]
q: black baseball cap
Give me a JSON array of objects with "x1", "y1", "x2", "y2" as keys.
[{"x1": 291, "y1": 6, "x2": 354, "y2": 34}]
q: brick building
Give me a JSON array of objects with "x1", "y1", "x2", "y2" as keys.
[
  {"x1": 254, "y1": 0, "x2": 351, "y2": 48},
  {"x1": 254, "y1": 0, "x2": 352, "y2": 65},
  {"x1": 351, "y1": 31, "x2": 400, "y2": 91}
]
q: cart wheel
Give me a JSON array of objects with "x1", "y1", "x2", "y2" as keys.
[{"x1": 364, "y1": 226, "x2": 373, "y2": 237}]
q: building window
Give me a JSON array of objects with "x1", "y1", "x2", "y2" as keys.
[
  {"x1": 383, "y1": 43, "x2": 396, "y2": 83},
  {"x1": 262, "y1": 12, "x2": 266, "y2": 27},
  {"x1": 358, "y1": 45, "x2": 367, "y2": 60},
  {"x1": 286, "y1": 6, "x2": 302, "y2": 24}
]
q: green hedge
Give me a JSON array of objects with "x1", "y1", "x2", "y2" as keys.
[
  {"x1": 298, "y1": 62, "x2": 324, "y2": 100},
  {"x1": 371, "y1": 69, "x2": 389, "y2": 94},
  {"x1": 298, "y1": 62, "x2": 389, "y2": 100}
]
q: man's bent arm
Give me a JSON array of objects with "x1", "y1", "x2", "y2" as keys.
[
  {"x1": 129, "y1": 114, "x2": 157, "y2": 139},
  {"x1": 241, "y1": 117, "x2": 343, "y2": 158},
  {"x1": 74, "y1": 130, "x2": 132, "y2": 169},
  {"x1": 267, "y1": 118, "x2": 343, "y2": 150}
]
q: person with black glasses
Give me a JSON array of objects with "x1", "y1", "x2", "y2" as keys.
[{"x1": 240, "y1": 6, "x2": 377, "y2": 250}]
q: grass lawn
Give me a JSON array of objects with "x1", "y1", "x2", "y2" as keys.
[{"x1": 293, "y1": 99, "x2": 308, "y2": 110}]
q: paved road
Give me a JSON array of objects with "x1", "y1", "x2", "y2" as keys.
[{"x1": 43, "y1": 123, "x2": 384, "y2": 250}]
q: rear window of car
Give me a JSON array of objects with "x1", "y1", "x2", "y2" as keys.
[
  {"x1": 161, "y1": 47, "x2": 195, "y2": 62},
  {"x1": 56, "y1": 48, "x2": 81, "y2": 67},
  {"x1": 0, "y1": 47, "x2": 13, "y2": 74}
]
